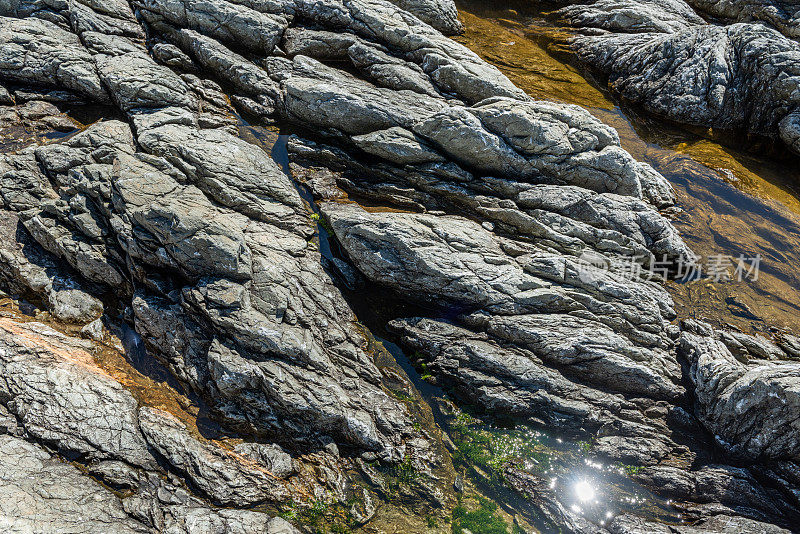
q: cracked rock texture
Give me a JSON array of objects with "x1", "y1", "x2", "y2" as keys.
[
  {"x1": 556, "y1": 0, "x2": 800, "y2": 155},
  {"x1": 0, "y1": 0, "x2": 798, "y2": 531},
  {"x1": 0, "y1": 318, "x2": 300, "y2": 533}
]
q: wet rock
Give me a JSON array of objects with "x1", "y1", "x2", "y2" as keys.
[
  {"x1": 573, "y1": 23, "x2": 800, "y2": 155},
  {"x1": 680, "y1": 322, "x2": 800, "y2": 459},
  {"x1": 0, "y1": 83, "x2": 12, "y2": 104},
  {"x1": 0, "y1": 0, "x2": 795, "y2": 529},
  {"x1": 608, "y1": 512, "x2": 791, "y2": 533}
]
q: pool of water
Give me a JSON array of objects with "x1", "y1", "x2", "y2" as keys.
[{"x1": 455, "y1": 0, "x2": 800, "y2": 338}]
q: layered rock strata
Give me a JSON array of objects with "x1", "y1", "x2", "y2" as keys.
[{"x1": 0, "y1": 0, "x2": 797, "y2": 531}]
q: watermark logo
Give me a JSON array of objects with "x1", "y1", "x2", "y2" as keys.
[{"x1": 577, "y1": 253, "x2": 762, "y2": 283}]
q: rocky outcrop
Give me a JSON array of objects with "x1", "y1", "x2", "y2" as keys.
[
  {"x1": 0, "y1": 318, "x2": 155, "y2": 467},
  {"x1": 0, "y1": 0, "x2": 798, "y2": 530},
  {"x1": 573, "y1": 23, "x2": 800, "y2": 154},
  {"x1": 386, "y1": 0, "x2": 462, "y2": 35},
  {"x1": 555, "y1": 0, "x2": 800, "y2": 155},
  {"x1": 319, "y1": 200, "x2": 800, "y2": 528},
  {"x1": 0, "y1": 435, "x2": 151, "y2": 534},
  {"x1": 0, "y1": 17, "x2": 109, "y2": 102},
  {"x1": 686, "y1": 0, "x2": 800, "y2": 40},
  {"x1": 558, "y1": 0, "x2": 705, "y2": 34},
  {"x1": 680, "y1": 320, "x2": 800, "y2": 460},
  {"x1": 0, "y1": 318, "x2": 301, "y2": 532},
  {"x1": 138, "y1": 407, "x2": 291, "y2": 505}
]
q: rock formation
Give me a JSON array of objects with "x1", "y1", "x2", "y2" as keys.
[
  {"x1": 0, "y1": 0, "x2": 798, "y2": 531},
  {"x1": 553, "y1": 0, "x2": 800, "y2": 155}
]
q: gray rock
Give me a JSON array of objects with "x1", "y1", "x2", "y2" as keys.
[
  {"x1": 0, "y1": 17, "x2": 108, "y2": 102},
  {"x1": 136, "y1": 122, "x2": 309, "y2": 233},
  {"x1": 90, "y1": 36, "x2": 196, "y2": 112},
  {"x1": 557, "y1": 0, "x2": 705, "y2": 34},
  {"x1": 352, "y1": 127, "x2": 446, "y2": 164},
  {"x1": 282, "y1": 27, "x2": 379, "y2": 59},
  {"x1": 0, "y1": 319, "x2": 156, "y2": 468},
  {"x1": 81, "y1": 317, "x2": 105, "y2": 340},
  {"x1": 680, "y1": 322, "x2": 800, "y2": 459},
  {"x1": 0, "y1": 435, "x2": 151, "y2": 533},
  {"x1": 69, "y1": 0, "x2": 145, "y2": 37},
  {"x1": 138, "y1": 406, "x2": 291, "y2": 506},
  {"x1": 48, "y1": 287, "x2": 104, "y2": 323},
  {"x1": 347, "y1": 42, "x2": 442, "y2": 97},
  {"x1": 151, "y1": 41, "x2": 197, "y2": 71},
  {"x1": 233, "y1": 442, "x2": 295, "y2": 478},
  {"x1": 608, "y1": 512, "x2": 791, "y2": 533},
  {"x1": 686, "y1": 0, "x2": 800, "y2": 40},
  {"x1": 573, "y1": 23, "x2": 800, "y2": 155},
  {"x1": 1, "y1": 0, "x2": 796, "y2": 529},
  {"x1": 386, "y1": 0, "x2": 462, "y2": 35},
  {"x1": 0, "y1": 206, "x2": 104, "y2": 324},
  {"x1": 134, "y1": 0, "x2": 288, "y2": 54}
]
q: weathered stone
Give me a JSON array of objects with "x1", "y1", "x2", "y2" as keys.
[
  {"x1": 386, "y1": 0, "x2": 461, "y2": 35},
  {"x1": 0, "y1": 318, "x2": 156, "y2": 468},
  {"x1": 0, "y1": 435, "x2": 151, "y2": 533},
  {"x1": 557, "y1": 0, "x2": 705, "y2": 34},
  {"x1": 573, "y1": 23, "x2": 800, "y2": 155},
  {"x1": 686, "y1": 0, "x2": 800, "y2": 40},
  {"x1": 138, "y1": 406, "x2": 290, "y2": 506},
  {"x1": 0, "y1": 17, "x2": 108, "y2": 102},
  {"x1": 134, "y1": 0, "x2": 288, "y2": 54},
  {"x1": 680, "y1": 320, "x2": 800, "y2": 459}
]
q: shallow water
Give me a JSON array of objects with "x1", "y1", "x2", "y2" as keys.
[
  {"x1": 3, "y1": 12, "x2": 799, "y2": 529},
  {"x1": 456, "y1": 1, "x2": 800, "y2": 338}
]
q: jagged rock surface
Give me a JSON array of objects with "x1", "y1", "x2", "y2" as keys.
[
  {"x1": 0, "y1": 0, "x2": 798, "y2": 531},
  {"x1": 0, "y1": 318, "x2": 301, "y2": 532},
  {"x1": 558, "y1": 0, "x2": 705, "y2": 34},
  {"x1": 680, "y1": 320, "x2": 800, "y2": 460},
  {"x1": 573, "y1": 23, "x2": 800, "y2": 154},
  {"x1": 556, "y1": 0, "x2": 800, "y2": 155},
  {"x1": 686, "y1": 0, "x2": 800, "y2": 40}
]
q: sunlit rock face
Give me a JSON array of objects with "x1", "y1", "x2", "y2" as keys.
[
  {"x1": 554, "y1": 0, "x2": 800, "y2": 156},
  {"x1": 0, "y1": 0, "x2": 798, "y2": 531}
]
